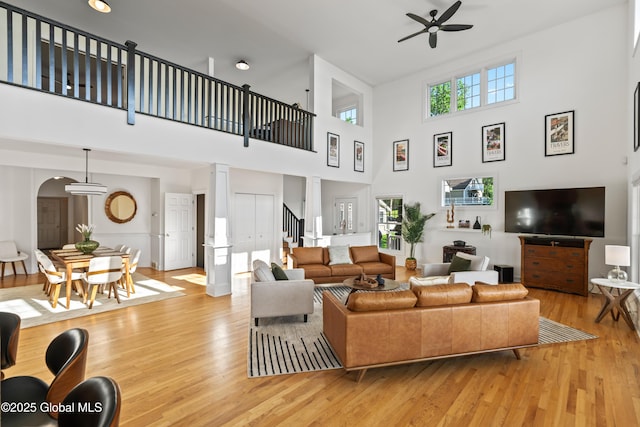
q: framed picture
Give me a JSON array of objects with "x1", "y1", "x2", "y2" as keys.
[
  {"x1": 635, "y1": 83, "x2": 639, "y2": 152},
  {"x1": 327, "y1": 132, "x2": 339, "y2": 167},
  {"x1": 393, "y1": 139, "x2": 409, "y2": 171},
  {"x1": 481, "y1": 122, "x2": 506, "y2": 163},
  {"x1": 433, "y1": 132, "x2": 452, "y2": 167},
  {"x1": 545, "y1": 110, "x2": 574, "y2": 156},
  {"x1": 354, "y1": 141, "x2": 364, "y2": 172}
]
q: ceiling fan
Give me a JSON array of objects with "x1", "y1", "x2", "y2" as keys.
[{"x1": 398, "y1": 1, "x2": 473, "y2": 48}]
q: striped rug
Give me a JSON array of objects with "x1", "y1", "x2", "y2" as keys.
[{"x1": 247, "y1": 287, "x2": 598, "y2": 378}]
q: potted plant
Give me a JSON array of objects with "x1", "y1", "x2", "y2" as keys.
[{"x1": 401, "y1": 202, "x2": 436, "y2": 270}]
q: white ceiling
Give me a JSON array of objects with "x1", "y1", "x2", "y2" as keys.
[{"x1": 1, "y1": 0, "x2": 627, "y2": 167}]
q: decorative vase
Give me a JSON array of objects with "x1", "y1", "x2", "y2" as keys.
[
  {"x1": 75, "y1": 238, "x2": 100, "y2": 254},
  {"x1": 473, "y1": 216, "x2": 481, "y2": 230},
  {"x1": 376, "y1": 274, "x2": 385, "y2": 285},
  {"x1": 405, "y1": 258, "x2": 417, "y2": 270}
]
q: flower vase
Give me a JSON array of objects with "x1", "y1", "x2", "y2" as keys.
[{"x1": 76, "y1": 238, "x2": 100, "y2": 254}]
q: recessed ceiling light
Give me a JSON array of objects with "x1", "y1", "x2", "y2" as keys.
[
  {"x1": 88, "y1": 0, "x2": 111, "y2": 13},
  {"x1": 235, "y1": 60, "x2": 250, "y2": 71}
]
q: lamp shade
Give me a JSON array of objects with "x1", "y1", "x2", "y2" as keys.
[{"x1": 605, "y1": 245, "x2": 630, "y2": 267}]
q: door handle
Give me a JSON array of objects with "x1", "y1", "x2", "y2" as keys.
[{"x1": 166, "y1": 233, "x2": 170, "y2": 237}]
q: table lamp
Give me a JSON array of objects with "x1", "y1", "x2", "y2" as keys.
[{"x1": 605, "y1": 245, "x2": 630, "y2": 282}]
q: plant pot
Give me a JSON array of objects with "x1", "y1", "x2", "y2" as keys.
[
  {"x1": 405, "y1": 258, "x2": 417, "y2": 270},
  {"x1": 75, "y1": 238, "x2": 100, "y2": 254}
]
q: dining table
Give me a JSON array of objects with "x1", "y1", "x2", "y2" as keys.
[{"x1": 49, "y1": 247, "x2": 132, "y2": 309}]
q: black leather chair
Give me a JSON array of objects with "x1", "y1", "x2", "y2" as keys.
[
  {"x1": 0, "y1": 311, "x2": 21, "y2": 379},
  {"x1": 58, "y1": 376, "x2": 122, "y2": 427},
  {"x1": 0, "y1": 328, "x2": 89, "y2": 426}
]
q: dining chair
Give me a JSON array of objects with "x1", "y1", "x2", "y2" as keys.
[
  {"x1": 35, "y1": 249, "x2": 85, "y2": 307},
  {"x1": 57, "y1": 376, "x2": 122, "y2": 427},
  {"x1": 0, "y1": 240, "x2": 29, "y2": 278},
  {"x1": 83, "y1": 256, "x2": 123, "y2": 308},
  {"x1": 113, "y1": 244, "x2": 126, "y2": 252},
  {"x1": 0, "y1": 328, "x2": 89, "y2": 425},
  {"x1": 121, "y1": 248, "x2": 141, "y2": 296},
  {"x1": 0, "y1": 311, "x2": 21, "y2": 380}
]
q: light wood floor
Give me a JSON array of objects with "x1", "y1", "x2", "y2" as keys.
[{"x1": 2, "y1": 267, "x2": 640, "y2": 426}]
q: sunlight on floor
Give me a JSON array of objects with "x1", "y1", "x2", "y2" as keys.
[{"x1": 171, "y1": 273, "x2": 207, "y2": 286}]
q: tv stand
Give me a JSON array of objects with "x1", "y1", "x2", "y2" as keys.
[{"x1": 519, "y1": 236, "x2": 592, "y2": 296}]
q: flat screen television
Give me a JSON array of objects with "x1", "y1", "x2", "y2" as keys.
[{"x1": 504, "y1": 187, "x2": 605, "y2": 237}]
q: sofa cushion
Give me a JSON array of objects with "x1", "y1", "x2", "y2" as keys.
[
  {"x1": 301, "y1": 264, "x2": 332, "y2": 277},
  {"x1": 472, "y1": 283, "x2": 529, "y2": 302},
  {"x1": 350, "y1": 245, "x2": 380, "y2": 264},
  {"x1": 455, "y1": 252, "x2": 490, "y2": 271},
  {"x1": 271, "y1": 263, "x2": 288, "y2": 280},
  {"x1": 358, "y1": 261, "x2": 394, "y2": 276},
  {"x1": 448, "y1": 255, "x2": 471, "y2": 274},
  {"x1": 293, "y1": 247, "x2": 325, "y2": 265},
  {"x1": 409, "y1": 276, "x2": 451, "y2": 287},
  {"x1": 254, "y1": 266, "x2": 275, "y2": 282},
  {"x1": 328, "y1": 245, "x2": 353, "y2": 265},
  {"x1": 412, "y1": 283, "x2": 473, "y2": 307},
  {"x1": 330, "y1": 263, "x2": 363, "y2": 277},
  {"x1": 346, "y1": 289, "x2": 417, "y2": 312}
]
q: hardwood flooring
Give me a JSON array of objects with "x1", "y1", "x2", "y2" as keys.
[{"x1": 1, "y1": 267, "x2": 639, "y2": 426}]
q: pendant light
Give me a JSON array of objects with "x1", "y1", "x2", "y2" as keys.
[{"x1": 65, "y1": 148, "x2": 107, "y2": 195}]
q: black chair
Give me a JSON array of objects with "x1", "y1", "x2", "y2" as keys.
[
  {"x1": 0, "y1": 328, "x2": 89, "y2": 426},
  {"x1": 0, "y1": 312, "x2": 21, "y2": 379},
  {"x1": 57, "y1": 376, "x2": 122, "y2": 427}
]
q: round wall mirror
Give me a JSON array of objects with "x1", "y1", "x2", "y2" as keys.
[{"x1": 105, "y1": 191, "x2": 137, "y2": 224}]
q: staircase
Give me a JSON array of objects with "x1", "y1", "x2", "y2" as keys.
[{"x1": 283, "y1": 204, "x2": 304, "y2": 250}]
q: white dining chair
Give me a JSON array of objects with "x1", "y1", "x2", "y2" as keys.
[
  {"x1": 34, "y1": 249, "x2": 85, "y2": 308},
  {"x1": 0, "y1": 241, "x2": 29, "y2": 278},
  {"x1": 83, "y1": 256, "x2": 123, "y2": 309},
  {"x1": 122, "y1": 248, "x2": 141, "y2": 296}
]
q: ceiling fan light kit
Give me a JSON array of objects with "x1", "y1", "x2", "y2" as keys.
[
  {"x1": 235, "y1": 60, "x2": 250, "y2": 71},
  {"x1": 65, "y1": 148, "x2": 107, "y2": 196},
  {"x1": 398, "y1": 0, "x2": 473, "y2": 48},
  {"x1": 88, "y1": 0, "x2": 111, "y2": 13}
]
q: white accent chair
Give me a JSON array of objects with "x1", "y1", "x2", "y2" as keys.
[
  {"x1": 83, "y1": 256, "x2": 124, "y2": 309},
  {"x1": 34, "y1": 249, "x2": 85, "y2": 308},
  {"x1": 250, "y1": 260, "x2": 314, "y2": 327},
  {"x1": 0, "y1": 241, "x2": 29, "y2": 278},
  {"x1": 410, "y1": 252, "x2": 499, "y2": 287}
]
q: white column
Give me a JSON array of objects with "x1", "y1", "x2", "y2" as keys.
[{"x1": 205, "y1": 163, "x2": 232, "y2": 297}]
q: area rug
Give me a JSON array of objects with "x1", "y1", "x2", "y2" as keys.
[
  {"x1": 0, "y1": 273, "x2": 186, "y2": 328},
  {"x1": 248, "y1": 287, "x2": 598, "y2": 378}
]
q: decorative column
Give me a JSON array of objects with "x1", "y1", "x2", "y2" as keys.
[
  {"x1": 304, "y1": 176, "x2": 322, "y2": 247},
  {"x1": 205, "y1": 163, "x2": 232, "y2": 297}
]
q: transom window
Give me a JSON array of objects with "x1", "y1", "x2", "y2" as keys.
[
  {"x1": 338, "y1": 107, "x2": 357, "y2": 124},
  {"x1": 427, "y1": 59, "x2": 517, "y2": 118}
]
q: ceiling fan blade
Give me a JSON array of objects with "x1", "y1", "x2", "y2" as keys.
[
  {"x1": 406, "y1": 12, "x2": 433, "y2": 28},
  {"x1": 440, "y1": 24, "x2": 473, "y2": 32},
  {"x1": 398, "y1": 28, "x2": 429, "y2": 43},
  {"x1": 429, "y1": 32, "x2": 438, "y2": 48},
  {"x1": 436, "y1": 1, "x2": 462, "y2": 25}
]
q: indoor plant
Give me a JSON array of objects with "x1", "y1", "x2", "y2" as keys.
[
  {"x1": 401, "y1": 202, "x2": 435, "y2": 270},
  {"x1": 75, "y1": 223, "x2": 99, "y2": 254}
]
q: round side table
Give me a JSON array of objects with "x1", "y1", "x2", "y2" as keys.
[{"x1": 591, "y1": 278, "x2": 640, "y2": 330}]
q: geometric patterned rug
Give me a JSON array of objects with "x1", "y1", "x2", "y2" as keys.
[{"x1": 247, "y1": 287, "x2": 598, "y2": 378}]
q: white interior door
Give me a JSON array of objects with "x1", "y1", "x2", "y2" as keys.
[
  {"x1": 254, "y1": 194, "x2": 274, "y2": 264},
  {"x1": 164, "y1": 193, "x2": 194, "y2": 270},
  {"x1": 232, "y1": 193, "x2": 275, "y2": 273},
  {"x1": 38, "y1": 198, "x2": 62, "y2": 249}
]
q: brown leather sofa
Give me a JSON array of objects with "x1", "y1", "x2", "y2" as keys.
[
  {"x1": 288, "y1": 245, "x2": 395, "y2": 284},
  {"x1": 323, "y1": 283, "x2": 539, "y2": 381}
]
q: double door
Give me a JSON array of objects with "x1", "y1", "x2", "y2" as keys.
[{"x1": 233, "y1": 194, "x2": 274, "y2": 273}]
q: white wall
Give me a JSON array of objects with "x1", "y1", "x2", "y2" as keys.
[{"x1": 372, "y1": 5, "x2": 628, "y2": 280}]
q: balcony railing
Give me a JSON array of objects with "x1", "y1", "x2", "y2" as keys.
[{"x1": 0, "y1": 1, "x2": 314, "y2": 151}]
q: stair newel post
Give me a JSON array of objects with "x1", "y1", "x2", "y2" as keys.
[
  {"x1": 125, "y1": 40, "x2": 137, "y2": 125},
  {"x1": 242, "y1": 84, "x2": 251, "y2": 147}
]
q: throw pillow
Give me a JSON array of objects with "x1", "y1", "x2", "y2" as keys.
[
  {"x1": 448, "y1": 255, "x2": 472, "y2": 274},
  {"x1": 271, "y1": 263, "x2": 288, "y2": 280},
  {"x1": 328, "y1": 245, "x2": 353, "y2": 265},
  {"x1": 254, "y1": 265, "x2": 276, "y2": 282},
  {"x1": 454, "y1": 252, "x2": 490, "y2": 271}
]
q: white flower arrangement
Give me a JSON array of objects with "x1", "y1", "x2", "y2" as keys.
[{"x1": 76, "y1": 224, "x2": 95, "y2": 240}]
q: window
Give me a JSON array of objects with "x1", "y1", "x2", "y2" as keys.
[
  {"x1": 457, "y1": 72, "x2": 480, "y2": 110},
  {"x1": 338, "y1": 107, "x2": 357, "y2": 124},
  {"x1": 487, "y1": 63, "x2": 515, "y2": 104},
  {"x1": 377, "y1": 197, "x2": 403, "y2": 250},
  {"x1": 426, "y1": 59, "x2": 516, "y2": 119},
  {"x1": 441, "y1": 177, "x2": 495, "y2": 207}
]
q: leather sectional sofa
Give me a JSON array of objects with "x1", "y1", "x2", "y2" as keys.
[
  {"x1": 323, "y1": 283, "x2": 539, "y2": 381},
  {"x1": 288, "y1": 245, "x2": 395, "y2": 284}
]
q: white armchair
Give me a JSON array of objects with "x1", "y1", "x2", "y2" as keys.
[
  {"x1": 251, "y1": 260, "x2": 314, "y2": 327},
  {"x1": 411, "y1": 252, "x2": 499, "y2": 287},
  {"x1": 0, "y1": 241, "x2": 29, "y2": 278}
]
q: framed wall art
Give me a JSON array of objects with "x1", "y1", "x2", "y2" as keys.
[
  {"x1": 545, "y1": 110, "x2": 574, "y2": 156},
  {"x1": 635, "y1": 83, "x2": 639, "y2": 152},
  {"x1": 481, "y1": 122, "x2": 505, "y2": 163},
  {"x1": 354, "y1": 141, "x2": 364, "y2": 172},
  {"x1": 327, "y1": 132, "x2": 340, "y2": 167},
  {"x1": 433, "y1": 132, "x2": 452, "y2": 167},
  {"x1": 393, "y1": 139, "x2": 409, "y2": 171}
]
